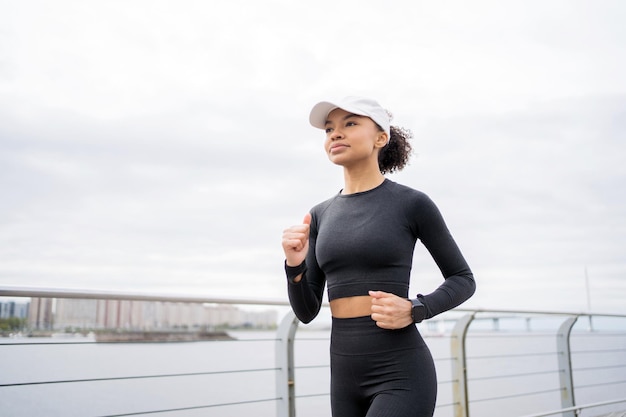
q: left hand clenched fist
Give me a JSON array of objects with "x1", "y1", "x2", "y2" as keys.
[{"x1": 369, "y1": 290, "x2": 413, "y2": 329}]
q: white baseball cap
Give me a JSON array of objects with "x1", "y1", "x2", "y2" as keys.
[{"x1": 309, "y1": 96, "x2": 391, "y2": 139}]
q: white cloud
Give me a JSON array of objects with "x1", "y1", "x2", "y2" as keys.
[{"x1": 1, "y1": 0, "x2": 625, "y2": 314}]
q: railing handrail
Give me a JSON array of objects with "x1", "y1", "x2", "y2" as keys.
[
  {"x1": 2, "y1": 285, "x2": 625, "y2": 318},
  {"x1": 2, "y1": 285, "x2": 626, "y2": 417},
  {"x1": 517, "y1": 398, "x2": 626, "y2": 417},
  {"x1": 0, "y1": 285, "x2": 292, "y2": 307}
]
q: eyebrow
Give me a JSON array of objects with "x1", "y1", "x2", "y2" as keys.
[{"x1": 324, "y1": 113, "x2": 362, "y2": 126}]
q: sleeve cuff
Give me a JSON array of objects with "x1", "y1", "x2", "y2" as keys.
[{"x1": 285, "y1": 260, "x2": 307, "y2": 283}]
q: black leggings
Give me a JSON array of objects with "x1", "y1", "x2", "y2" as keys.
[{"x1": 330, "y1": 316, "x2": 437, "y2": 417}]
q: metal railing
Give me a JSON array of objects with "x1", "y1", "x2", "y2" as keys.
[{"x1": 1, "y1": 285, "x2": 625, "y2": 417}]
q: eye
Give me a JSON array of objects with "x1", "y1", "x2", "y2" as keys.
[
  {"x1": 345, "y1": 121, "x2": 357, "y2": 127},
  {"x1": 325, "y1": 127, "x2": 333, "y2": 133}
]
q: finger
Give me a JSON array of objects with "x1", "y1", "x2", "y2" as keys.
[
  {"x1": 371, "y1": 313, "x2": 382, "y2": 326},
  {"x1": 370, "y1": 292, "x2": 395, "y2": 307},
  {"x1": 369, "y1": 290, "x2": 393, "y2": 299},
  {"x1": 374, "y1": 320, "x2": 392, "y2": 330},
  {"x1": 303, "y1": 212, "x2": 312, "y2": 225},
  {"x1": 370, "y1": 308, "x2": 379, "y2": 318},
  {"x1": 282, "y1": 230, "x2": 308, "y2": 240},
  {"x1": 372, "y1": 314, "x2": 403, "y2": 330},
  {"x1": 368, "y1": 290, "x2": 384, "y2": 299},
  {"x1": 373, "y1": 300, "x2": 394, "y2": 309},
  {"x1": 283, "y1": 225, "x2": 309, "y2": 234},
  {"x1": 282, "y1": 238, "x2": 305, "y2": 251}
]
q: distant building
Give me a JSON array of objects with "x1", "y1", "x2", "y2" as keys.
[
  {"x1": 28, "y1": 298, "x2": 54, "y2": 330},
  {"x1": 31, "y1": 298, "x2": 278, "y2": 331},
  {"x1": 54, "y1": 299, "x2": 98, "y2": 330},
  {"x1": 0, "y1": 301, "x2": 30, "y2": 319}
]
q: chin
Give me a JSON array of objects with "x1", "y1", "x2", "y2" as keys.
[{"x1": 327, "y1": 155, "x2": 348, "y2": 167}]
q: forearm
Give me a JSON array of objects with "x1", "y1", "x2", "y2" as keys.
[
  {"x1": 287, "y1": 270, "x2": 323, "y2": 324},
  {"x1": 419, "y1": 272, "x2": 475, "y2": 319}
]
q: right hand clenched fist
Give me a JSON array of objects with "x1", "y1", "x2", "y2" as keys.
[{"x1": 282, "y1": 213, "x2": 312, "y2": 267}]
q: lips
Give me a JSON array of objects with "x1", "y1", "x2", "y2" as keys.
[{"x1": 330, "y1": 143, "x2": 349, "y2": 153}]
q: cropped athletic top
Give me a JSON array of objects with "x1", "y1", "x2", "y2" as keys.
[{"x1": 287, "y1": 179, "x2": 475, "y2": 324}]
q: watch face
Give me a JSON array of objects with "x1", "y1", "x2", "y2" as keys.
[{"x1": 412, "y1": 301, "x2": 424, "y2": 323}]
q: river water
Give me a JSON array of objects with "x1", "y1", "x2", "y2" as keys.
[{"x1": 1, "y1": 327, "x2": 624, "y2": 417}]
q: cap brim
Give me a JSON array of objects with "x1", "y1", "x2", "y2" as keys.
[{"x1": 309, "y1": 101, "x2": 339, "y2": 129}]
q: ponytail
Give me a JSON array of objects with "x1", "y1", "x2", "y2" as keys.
[{"x1": 378, "y1": 124, "x2": 413, "y2": 174}]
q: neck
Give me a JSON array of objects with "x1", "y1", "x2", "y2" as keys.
[{"x1": 341, "y1": 167, "x2": 385, "y2": 195}]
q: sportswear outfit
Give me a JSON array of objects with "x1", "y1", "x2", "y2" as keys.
[{"x1": 286, "y1": 179, "x2": 475, "y2": 417}]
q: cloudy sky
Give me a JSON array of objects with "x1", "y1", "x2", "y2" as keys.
[{"x1": 1, "y1": 0, "x2": 625, "y2": 315}]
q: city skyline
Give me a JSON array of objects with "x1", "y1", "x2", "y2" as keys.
[{"x1": 2, "y1": 298, "x2": 278, "y2": 331}]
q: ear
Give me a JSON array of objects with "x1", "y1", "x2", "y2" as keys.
[{"x1": 375, "y1": 132, "x2": 389, "y2": 148}]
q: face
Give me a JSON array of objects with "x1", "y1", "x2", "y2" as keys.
[{"x1": 323, "y1": 108, "x2": 388, "y2": 168}]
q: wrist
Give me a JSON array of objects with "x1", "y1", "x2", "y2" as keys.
[
  {"x1": 409, "y1": 297, "x2": 426, "y2": 323},
  {"x1": 284, "y1": 260, "x2": 306, "y2": 283}
]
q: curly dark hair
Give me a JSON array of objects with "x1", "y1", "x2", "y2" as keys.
[{"x1": 378, "y1": 123, "x2": 413, "y2": 174}]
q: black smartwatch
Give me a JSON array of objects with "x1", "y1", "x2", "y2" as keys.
[{"x1": 410, "y1": 298, "x2": 426, "y2": 323}]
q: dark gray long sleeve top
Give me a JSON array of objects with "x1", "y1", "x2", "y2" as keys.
[{"x1": 287, "y1": 179, "x2": 475, "y2": 324}]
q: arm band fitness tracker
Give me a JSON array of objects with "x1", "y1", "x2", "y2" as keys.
[{"x1": 410, "y1": 296, "x2": 426, "y2": 323}]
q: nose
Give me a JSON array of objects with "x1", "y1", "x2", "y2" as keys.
[{"x1": 329, "y1": 127, "x2": 343, "y2": 140}]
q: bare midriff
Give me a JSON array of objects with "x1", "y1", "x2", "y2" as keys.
[{"x1": 329, "y1": 295, "x2": 373, "y2": 318}]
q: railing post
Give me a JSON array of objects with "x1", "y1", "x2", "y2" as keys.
[
  {"x1": 451, "y1": 313, "x2": 475, "y2": 417},
  {"x1": 556, "y1": 316, "x2": 578, "y2": 417},
  {"x1": 276, "y1": 311, "x2": 299, "y2": 417}
]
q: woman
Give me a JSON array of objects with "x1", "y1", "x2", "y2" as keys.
[{"x1": 281, "y1": 96, "x2": 475, "y2": 417}]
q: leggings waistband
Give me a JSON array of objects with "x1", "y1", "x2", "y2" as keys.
[{"x1": 330, "y1": 316, "x2": 425, "y2": 355}]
